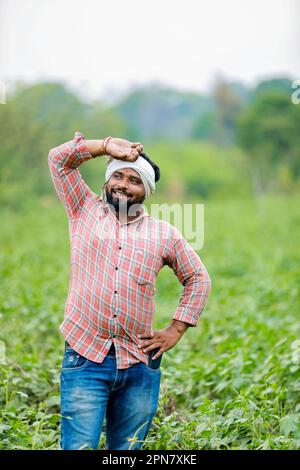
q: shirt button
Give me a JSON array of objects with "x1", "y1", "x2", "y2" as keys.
[
  {"x1": 114, "y1": 290, "x2": 117, "y2": 294},
  {"x1": 114, "y1": 314, "x2": 117, "y2": 317},
  {"x1": 112, "y1": 335, "x2": 116, "y2": 338},
  {"x1": 119, "y1": 246, "x2": 122, "y2": 250},
  {"x1": 115, "y1": 267, "x2": 118, "y2": 270}
]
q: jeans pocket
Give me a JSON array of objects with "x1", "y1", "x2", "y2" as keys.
[
  {"x1": 61, "y1": 349, "x2": 89, "y2": 372},
  {"x1": 143, "y1": 362, "x2": 162, "y2": 373}
]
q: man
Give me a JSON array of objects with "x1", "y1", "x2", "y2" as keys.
[{"x1": 48, "y1": 131, "x2": 211, "y2": 450}]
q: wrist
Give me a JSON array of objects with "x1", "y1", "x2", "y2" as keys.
[
  {"x1": 85, "y1": 139, "x2": 104, "y2": 158},
  {"x1": 101, "y1": 136, "x2": 112, "y2": 156},
  {"x1": 169, "y1": 320, "x2": 190, "y2": 335}
]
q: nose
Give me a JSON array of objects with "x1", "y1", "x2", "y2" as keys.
[
  {"x1": 113, "y1": 184, "x2": 132, "y2": 196},
  {"x1": 115, "y1": 184, "x2": 128, "y2": 191}
]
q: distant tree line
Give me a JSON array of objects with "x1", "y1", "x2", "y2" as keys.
[{"x1": 0, "y1": 76, "x2": 299, "y2": 206}]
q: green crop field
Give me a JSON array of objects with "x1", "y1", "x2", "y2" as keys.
[{"x1": 0, "y1": 194, "x2": 299, "y2": 450}]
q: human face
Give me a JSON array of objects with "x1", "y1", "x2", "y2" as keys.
[{"x1": 105, "y1": 168, "x2": 146, "y2": 214}]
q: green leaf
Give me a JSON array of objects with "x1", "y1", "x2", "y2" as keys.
[{"x1": 280, "y1": 415, "x2": 299, "y2": 436}]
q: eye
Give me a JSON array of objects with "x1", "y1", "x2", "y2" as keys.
[{"x1": 130, "y1": 178, "x2": 142, "y2": 184}]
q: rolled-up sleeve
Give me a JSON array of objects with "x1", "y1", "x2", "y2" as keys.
[
  {"x1": 163, "y1": 226, "x2": 211, "y2": 327},
  {"x1": 47, "y1": 131, "x2": 95, "y2": 219}
]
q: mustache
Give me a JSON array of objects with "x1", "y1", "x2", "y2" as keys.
[{"x1": 111, "y1": 189, "x2": 132, "y2": 197}]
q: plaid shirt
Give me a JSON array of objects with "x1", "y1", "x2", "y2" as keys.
[{"x1": 48, "y1": 132, "x2": 211, "y2": 369}]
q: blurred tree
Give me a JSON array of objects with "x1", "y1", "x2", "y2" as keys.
[
  {"x1": 237, "y1": 90, "x2": 300, "y2": 194},
  {"x1": 192, "y1": 78, "x2": 245, "y2": 145},
  {"x1": 114, "y1": 83, "x2": 214, "y2": 141},
  {"x1": 0, "y1": 77, "x2": 298, "y2": 208},
  {"x1": 213, "y1": 78, "x2": 244, "y2": 146},
  {"x1": 252, "y1": 78, "x2": 292, "y2": 98},
  {"x1": 0, "y1": 82, "x2": 87, "y2": 176},
  {"x1": 77, "y1": 99, "x2": 132, "y2": 139},
  {"x1": 0, "y1": 81, "x2": 130, "y2": 204},
  {"x1": 191, "y1": 111, "x2": 216, "y2": 141}
]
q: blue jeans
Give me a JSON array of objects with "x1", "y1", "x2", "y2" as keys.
[{"x1": 60, "y1": 343, "x2": 161, "y2": 450}]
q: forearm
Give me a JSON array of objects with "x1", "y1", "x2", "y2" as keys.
[
  {"x1": 48, "y1": 133, "x2": 94, "y2": 170},
  {"x1": 172, "y1": 269, "x2": 211, "y2": 327},
  {"x1": 48, "y1": 132, "x2": 95, "y2": 218},
  {"x1": 85, "y1": 139, "x2": 105, "y2": 158}
]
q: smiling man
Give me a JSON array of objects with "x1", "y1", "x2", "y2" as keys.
[
  {"x1": 104, "y1": 165, "x2": 149, "y2": 222},
  {"x1": 48, "y1": 131, "x2": 211, "y2": 450}
]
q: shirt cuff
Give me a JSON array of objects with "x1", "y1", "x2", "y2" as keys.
[{"x1": 172, "y1": 307, "x2": 200, "y2": 327}]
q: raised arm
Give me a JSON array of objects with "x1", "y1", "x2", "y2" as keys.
[{"x1": 48, "y1": 131, "x2": 143, "y2": 219}]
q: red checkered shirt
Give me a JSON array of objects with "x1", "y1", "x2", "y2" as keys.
[{"x1": 48, "y1": 132, "x2": 211, "y2": 369}]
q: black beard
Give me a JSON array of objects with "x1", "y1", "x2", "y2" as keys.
[{"x1": 105, "y1": 188, "x2": 145, "y2": 215}]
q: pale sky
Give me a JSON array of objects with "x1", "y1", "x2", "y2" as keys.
[{"x1": 0, "y1": 0, "x2": 299, "y2": 102}]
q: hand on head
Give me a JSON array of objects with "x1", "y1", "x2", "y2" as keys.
[{"x1": 105, "y1": 138, "x2": 144, "y2": 162}]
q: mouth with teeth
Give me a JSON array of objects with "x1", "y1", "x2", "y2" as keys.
[{"x1": 112, "y1": 190, "x2": 131, "y2": 199}]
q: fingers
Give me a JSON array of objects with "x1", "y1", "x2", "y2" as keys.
[
  {"x1": 138, "y1": 341, "x2": 153, "y2": 348},
  {"x1": 116, "y1": 152, "x2": 138, "y2": 162},
  {"x1": 127, "y1": 149, "x2": 140, "y2": 161},
  {"x1": 152, "y1": 349, "x2": 164, "y2": 360},
  {"x1": 131, "y1": 142, "x2": 142, "y2": 147},
  {"x1": 138, "y1": 330, "x2": 165, "y2": 356},
  {"x1": 131, "y1": 142, "x2": 143, "y2": 153},
  {"x1": 127, "y1": 153, "x2": 139, "y2": 162},
  {"x1": 138, "y1": 334, "x2": 158, "y2": 350},
  {"x1": 138, "y1": 334, "x2": 154, "y2": 340},
  {"x1": 139, "y1": 342, "x2": 162, "y2": 353}
]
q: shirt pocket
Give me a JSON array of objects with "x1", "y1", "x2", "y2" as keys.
[
  {"x1": 130, "y1": 248, "x2": 156, "y2": 290},
  {"x1": 129, "y1": 272, "x2": 156, "y2": 298}
]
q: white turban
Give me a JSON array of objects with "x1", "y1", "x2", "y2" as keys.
[{"x1": 104, "y1": 156, "x2": 156, "y2": 198}]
